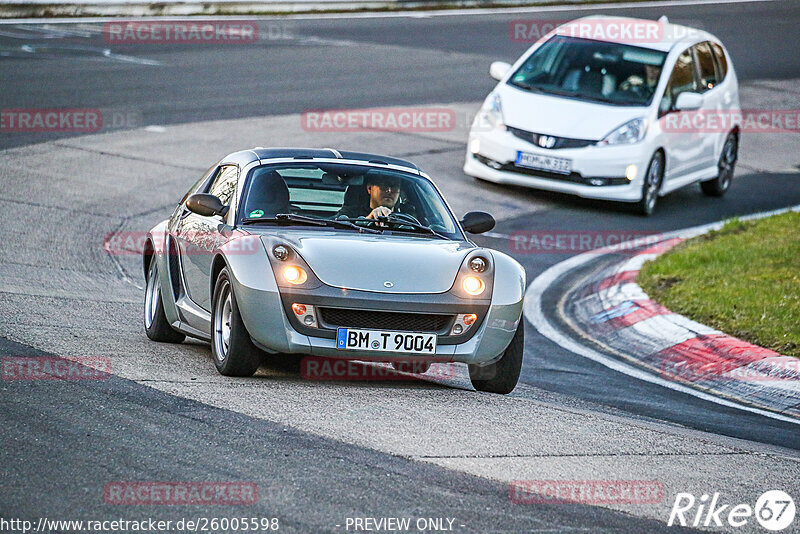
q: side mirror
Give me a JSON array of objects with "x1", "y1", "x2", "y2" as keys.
[
  {"x1": 489, "y1": 61, "x2": 512, "y2": 81},
  {"x1": 674, "y1": 92, "x2": 703, "y2": 111},
  {"x1": 186, "y1": 193, "x2": 228, "y2": 218},
  {"x1": 460, "y1": 211, "x2": 495, "y2": 235}
]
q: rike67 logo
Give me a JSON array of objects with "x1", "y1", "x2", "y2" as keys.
[{"x1": 668, "y1": 490, "x2": 795, "y2": 530}]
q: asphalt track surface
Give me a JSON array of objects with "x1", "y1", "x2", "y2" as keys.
[
  {"x1": 1, "y1": 0, "x2": 800, "y2": 148},
  {"x1": 1, "y1": 0, "x2": 800, "y2": 532}
]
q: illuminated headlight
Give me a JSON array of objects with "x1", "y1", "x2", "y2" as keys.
[
  {"x1": 625, "y1": 165, "x2": 638, "y2": 181},
  {"x1": 283, "y1": 266, "x2": 307, "y2": 285},
  {"x1": 469, "y1": 257, "x2": 487, "y2": 273},
  {"x1": 476, "y1": 94, "x2": 505, "y2": 131},
  {"x1": 450, "y1": 313, "x2": 478, "y2": 335},
  {"x1": 599, "y1": 118, "x2": 648, "y2": 146},
  {"x1": 469, "y1": 138, "x2": 481, "y2": 154},
  {"x1": 292, "y1": 302, "x2": 317, "y2": 328},
  {"x1": 462, "y1": 276, "x2": 485, "y2": 296}
]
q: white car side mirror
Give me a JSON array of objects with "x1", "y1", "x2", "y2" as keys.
[
  {"x1": 489, "y1": 61, "x2": 512, "y2": 81},
  {"x1": 674, "y1": 92, "x2": 703, "y2": 111}
]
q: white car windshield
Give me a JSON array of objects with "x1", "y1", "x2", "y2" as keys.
[
  {"x1": 239, "y1": 163, "x2": 462, "y2": 239},
  {"x1": 509, "y1": 36, "x2": 667, "y2": 106}
]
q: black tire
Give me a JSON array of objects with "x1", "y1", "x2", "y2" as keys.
[
  {"x1": 144, "y1": 255, "x2": 185, "y2": 343},
  {"x1": 701, "y1": 133, "x2": 737, "y2": 197},
  {"x1": 211, "y1": 268, "x2": 262, "y2": 377},
  {"x1": 469, "y1": 321, "x2": 524, "y2": 394},
  {"x1": 392, "y1": 361, "x2": 432, "y2": 374},
  {"x1": 636, "y1": 151, "x2": 664, "y2": 216}
]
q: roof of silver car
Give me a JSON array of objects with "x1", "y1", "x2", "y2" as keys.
[{"x1": 221, "y1": 147, "x2": 421, "y2": 173}]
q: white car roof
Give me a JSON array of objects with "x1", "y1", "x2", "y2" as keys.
[{"x1": 563, "y1": 15, "x2": 716, "y2": 53}]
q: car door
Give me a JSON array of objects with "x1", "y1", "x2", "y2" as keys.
[
  {"x1": 175, "y1": 164, "x2": 239, "y2": 311},
  {"x1": 692, "y1": 41, "x2": 724, "y2": 172},
  {"x1": 658, "y1": 47, "x2": 704, "y2": 181}
]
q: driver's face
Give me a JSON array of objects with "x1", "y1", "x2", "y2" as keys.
[
  {"x1": 645, "y1": 64, "x2": 661, "y2": 85},
  {"x1": 367, "y1": 180, "x2": 400, "y2": 209}
]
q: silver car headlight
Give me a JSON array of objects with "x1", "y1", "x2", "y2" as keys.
[
  {"x1": 452, "y1": 252, "x2": 493, "y2": 299},
  {"x1": 263, "y1": 240, "x2": 323, "y2": 290},
  {"x1": 475, "y1": 93, "x2": 506, "y2": 131},
  {"x1": 599, "y1": 117, "x2": 648, "y2": 146}
]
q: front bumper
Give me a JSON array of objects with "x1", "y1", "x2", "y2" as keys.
[
  {"x1": 465, "y1": 126, "x2": 651, "y2": 202},
  {"x1": 232, "y1": 280, "x2": 522, "y2": 365}
]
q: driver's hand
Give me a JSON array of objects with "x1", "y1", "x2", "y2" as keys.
[{"x1": 367, "y1": 206, "x2": 393, "y2": 219}]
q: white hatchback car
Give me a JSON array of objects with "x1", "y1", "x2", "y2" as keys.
[{"x1": 464, "y1": 15, "x2": 740, "y2": 215}]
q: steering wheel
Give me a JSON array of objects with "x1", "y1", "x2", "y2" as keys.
[{"x1": 388, "y1": 212, "x2": 422, "y2": 226}]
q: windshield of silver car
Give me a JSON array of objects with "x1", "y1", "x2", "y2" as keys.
[{"x1": 238, "y1": 164, "x2": 462, "y2": 239}]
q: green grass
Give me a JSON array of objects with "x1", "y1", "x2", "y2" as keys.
[{"x1": 638, "y1": 211, "x2": 800, "y2": 357}]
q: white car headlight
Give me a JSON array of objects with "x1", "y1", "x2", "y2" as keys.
[
  {"x1": 599, "y1": 118, "x2": 648, "y2": 146},
  {"x1": 475, "y1": 93, "x2": 505, "y2": 131}
]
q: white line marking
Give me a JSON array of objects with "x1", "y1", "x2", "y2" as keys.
[
  {"x1": 616, "y1": 252, "x2": 657, "y2": 273},
  {"x1": 482, "y1": 231, "x2": 510, "y2": 240},
  {"x1": 102, "y1": 48, "x2": 160, "y2": 65},
  {"x1": 0, "y1": 0, "x2": 780, "y2": 24},
  {"x1": 524, "y1": 203, "x2": 800, "y2": 425},
  {"x1": 597, "y1": 281, "x2": 649, "y2": 307}
]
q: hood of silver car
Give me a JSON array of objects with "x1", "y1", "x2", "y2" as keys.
[{"x1": 260, "y1": 231, "x2": 475, "y2": 293}]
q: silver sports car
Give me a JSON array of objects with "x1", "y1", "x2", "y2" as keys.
[{"x1": 142, "y1": 148, "x2": 526, "y2": 393}]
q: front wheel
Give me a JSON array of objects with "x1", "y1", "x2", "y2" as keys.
[
  {"x1": 144, "y1": 255, "x2": 185, "y2": 343},
  {"x1": 211, "y1": 268, "x2": 262, "y2": 377},
  {"x1": 469, "y1": 321, "x2": 524, "y2": 394},
  {"x1": 636, "y1": 151, "x2": 664, "y2": 216},
  {"x1": 701, "y1": 133, "x2": 737, "y2": 197}
]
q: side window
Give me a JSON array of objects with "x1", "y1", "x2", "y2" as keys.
[
  {"x1": 659, "y1": 48, "x2": 696, "y2": 115},
  {"x1": 208, "y1": 165, "x2": 239, "y2": 206},
  {"x1": 694, "y1": 42, "x2": 719, "y2": 92},
  {"x1": 709, "y1": 42, "x2": 728, "y2": 81},
  {"x1": 180, "y1": 165, "x2": 218, "y2": 206}
]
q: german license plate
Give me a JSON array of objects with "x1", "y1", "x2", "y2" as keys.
[
  {"x1": 516, "y1": 151, "x2": 572, "y2": 174},
  {"x1": 336, "y1": 328, "x2": 436, "y2": 354}
]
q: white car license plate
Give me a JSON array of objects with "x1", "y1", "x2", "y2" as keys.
[
  {"x1": 336, "y1": 328, "x2": 436, "y2": 354},
  {"x1": 516, "y1": 151, "x2": 572, "y2": 175}
]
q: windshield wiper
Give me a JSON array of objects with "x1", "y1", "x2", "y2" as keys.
[
  {"x1": 336, "y1": 216, "x2": 449, "y2": 240},
  {"x1": 242, "y1": 214, "x2": 326, "y2": 226},
  {"x1": 242, "y1": 213, "x2": 380, "y2": 234},
  {"x1": 510, "y1": 80, "x2": 546, "y2": 94}
]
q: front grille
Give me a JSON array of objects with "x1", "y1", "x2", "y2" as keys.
[
  {"x1": 474, "y1": 154, "x2": 629, "y2": 186},
  {"x1": 507, "y1": 126, "x2": 596, "y2": 149},
  {"x1": 319, "y1": 308, "x2": 452, "y2": 333}
]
